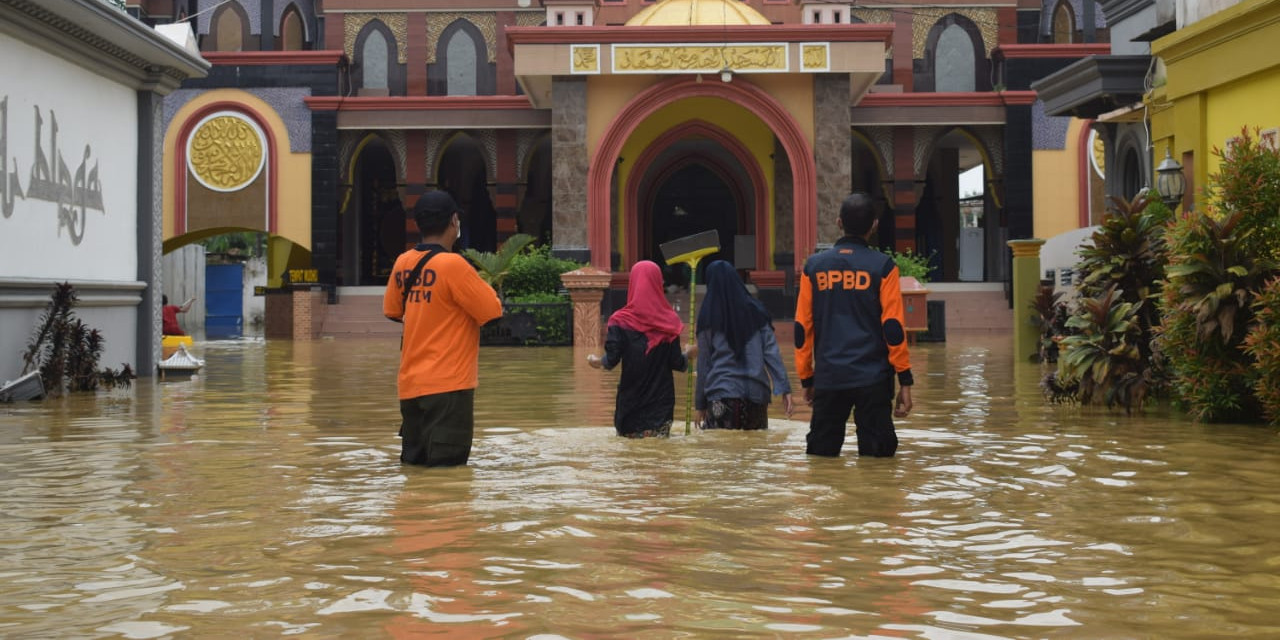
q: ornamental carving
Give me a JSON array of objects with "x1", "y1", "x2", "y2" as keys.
[
  {"x1": 515, "y1": 12, "x2": 545, "y2": 27},
  {"x1": 911, "y1": 7, "x2": 997, "y2": 60},
  {"x1": 427, "y1": 13, "x2": 497, "y2": 64},
  {"x1": 344, "y1": 13, "x2": 408, "y2": 64},
  {"x1": 613, "y1": 45, "x2": 787, "y2": 73},
  {"x1": 187, "y1": 114, "x2": 265, "y2": 192},
  {"x1": 801, "y1": 43, "x2": 828, "y2": 71},
  {"x1": 572, "y1": 45, "x2": 599, "y2": 73}
]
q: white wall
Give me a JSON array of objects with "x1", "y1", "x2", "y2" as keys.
[{"x1": 0, "y1": 32, "x2": 139, "y2": 281}]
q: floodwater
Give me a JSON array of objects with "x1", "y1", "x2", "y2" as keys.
[{"x1": 2, "y1": 333, "x2": 1279, "y2": 639}]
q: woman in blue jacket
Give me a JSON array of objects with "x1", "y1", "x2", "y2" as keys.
[{"x1": 695, "y1": 260, "x2": 794, "y2": 429}]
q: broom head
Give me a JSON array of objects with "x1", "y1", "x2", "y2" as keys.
[{"x1": 660, "y1": 230, "x2": 721, "y2": 266}]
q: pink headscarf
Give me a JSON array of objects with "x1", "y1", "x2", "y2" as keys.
[{"x1": 608, "y1": 260, "x2": 684, "y2": 353}]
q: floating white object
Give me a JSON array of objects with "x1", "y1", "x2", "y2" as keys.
[
  {"x1": 157, "y1": 344, "x2": 204, "y2": 379},
  {"x1": 0, "y1": 370, "x2": 45, "y2": 402}
]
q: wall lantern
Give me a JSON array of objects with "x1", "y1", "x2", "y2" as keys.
[
  {"x1": 1155, "y1": 148, "x2": 1185, "y2": 209},
  {"x1": 719, "y1": 66, "x2": 733, "y2": 83}
]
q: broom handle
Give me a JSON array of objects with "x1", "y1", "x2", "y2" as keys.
[{"x1": 685, "y1": 262, "x2": 697, "y2": 435}]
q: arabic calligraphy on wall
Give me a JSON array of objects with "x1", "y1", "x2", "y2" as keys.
[
  {"x1": 187, "y1": 113, "x2": 266, "y2": 192},
  {"x1": 0, "y1": 96, "x2": 104, "y2": 246},
  {"x1": 611, "y1": 44, "x2": 789, "y2": 74}
]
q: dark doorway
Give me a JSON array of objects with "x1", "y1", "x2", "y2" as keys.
[
  {"x1": 438, "y1": 135, "x2": 497, "y2": 253},
  {"x1": 648, "y1": 163, "x2": 739, "y2": 288},
  {"x1": 518, "y1": 136, "x2": 553, "y2": 245},
  {"x1": 350, "y1": 139, "x2": 404, "y2": 286}
]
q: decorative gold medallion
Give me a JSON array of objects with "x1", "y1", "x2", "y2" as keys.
[
  {"x1": 187, "y1": 113, "x2": 266, "y2": 192},
  {"x1": 571, "y1": 45, "x2": 599, "y2": 74},
  {"x1": 801, "y1": 43, "x2": 829, "y2": 71}
]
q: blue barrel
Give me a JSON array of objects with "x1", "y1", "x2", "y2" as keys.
[{"x1": 205, "y1": 263, "x2": 244, "y2": 338}]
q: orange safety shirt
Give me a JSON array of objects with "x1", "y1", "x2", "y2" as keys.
[{"x1": 383, "y1": 245, "x2": 502, "y2": 400}]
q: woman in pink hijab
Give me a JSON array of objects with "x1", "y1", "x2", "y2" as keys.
[{"x1": 587, "y1": 260, "x2": 696, "y2": 437}]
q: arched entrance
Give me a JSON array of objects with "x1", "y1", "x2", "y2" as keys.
[
  {"x1": 340, "y1": 136, "x2": 403, "y2": 286},
  {"x1": 437, "y1": 134, "x2": 497, "y2": 253},
  {"x1": 645, "y1": 160, "x2": 743, "y2": 286},
  {"x1": 916, "y1": 128, "x2": 1000, "y2": 282},
  {"x1": 518, "y1": 135, "x2": 553, "y2": 245},
  {"x1": 589, "y1": 76, "x2": 816, "y2": 274}
]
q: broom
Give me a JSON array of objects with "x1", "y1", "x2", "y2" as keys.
[{"x1": 660, "y1": 229, "x2": 721, "y2": 434}]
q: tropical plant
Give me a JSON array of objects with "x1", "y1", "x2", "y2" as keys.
[
  {"x1": 1030, "y1": 282, "x2": 1068, "y2": 364},
  {"x1": 461, "y1": 233, "x2": 535, "y2": 297},
  {"x1": 504, "y1": 244, "x2": 584, "y2": 298},
  {"x1": 1242, "y1": 277, "x2": 1280, "y2": 425},
  {"x1": 21, "y1": 283, "x2": 134, "y2": 397},
  {"x1": 1054, "y1": 286, "x2": 1150, "y2": 413},
  {"x1": 886, "y1": 249, "x2": 935, "y2": 283},
  {"x1": 1156, "y1": 128, "x2": 1280, "y2": 422},
  {"x1": 1040, "y1": 192, "x2": 1171, "y2": 408}
]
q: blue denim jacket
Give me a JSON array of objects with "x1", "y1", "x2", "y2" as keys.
[{"x1": 694, "y1": 325, "x2": 792, "y2": 411}]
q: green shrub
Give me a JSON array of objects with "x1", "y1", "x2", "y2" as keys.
[
  {"x1": 1157, "y1": 128, "x2": 1280, "y2": 422},
  {"x1": 886, "y1": 249, "x2": 935, "y2": 283},
  {"x1": 1042, "y1": 192, "x2": 1171, "y2": 411},
  {"x1": 1243, "y1": 277, "x2": 1280, "y2": 425},
  {"x1": 504, "y1": 244, "x2": 584, "y2": 298},
  {"x1": 462, "y1": 233, "x2": 535, "y2": 297},
  {"x1": 505, "y1": 292, "x2": 572, "y2": 345}
]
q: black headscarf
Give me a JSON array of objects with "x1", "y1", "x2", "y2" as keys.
[{"x1": 696, "y1": 260, "x2": 771, "y2": 356}]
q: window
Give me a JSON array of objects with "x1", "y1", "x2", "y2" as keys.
[
  {"x1": 445, "y1": 29, "x2": 478, "y2": 96},
  {"x1": 1053, "y1": 0, "x2": 1075, "y2": 44},
  {"x1": 280, "y1": 5, "x2": 304, "y2": 51},
  {"x1": 362, "y1": 30, "x2": 389, "y2": 90},
  {"x1": 935, "y1": 24, "x2": 975, "y2": 92}
]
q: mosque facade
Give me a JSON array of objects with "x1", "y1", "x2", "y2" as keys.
[{"x1": 125, "y1": 0, "x2": 1117, "y2": 332}]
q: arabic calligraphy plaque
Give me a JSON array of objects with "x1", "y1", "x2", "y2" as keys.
[{"x1": 187, "y1": 113, "x2": 266, "y2": 193}]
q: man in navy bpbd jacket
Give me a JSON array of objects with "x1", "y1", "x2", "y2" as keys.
[{"x1": 794, "y1": 192, "x2": 915, "y2": 457}]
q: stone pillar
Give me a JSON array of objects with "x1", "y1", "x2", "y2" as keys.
[
  {"x1": 814, "y1": 74, "x2": 852, "y2": 245},
  {"x1": 292, "y1": 288, "x2": 326, "y2": 341},
  {"x1": 1008, "y1": 238, "x2": 1046, "y2": 362},
  {"x1": 560, "y1": 266, "x2": 611, "y2": 352},
  {"x1": 551, "y1": 77, "x2": 590, "y2": 264}
]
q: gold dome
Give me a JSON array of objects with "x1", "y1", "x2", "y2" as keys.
[{"x1": 626, "y1": 0, "x2": 771, "y2": 26}]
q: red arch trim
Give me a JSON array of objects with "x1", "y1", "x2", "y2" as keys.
[
  {"x1": 625, "y1": 120, "x2": 769, "y2": 269},
  {"x1": 588, "y1": 76, "x2": 816, "y2": 273},
  {"x1": 173, "y1": 101, "x2": 279, "y2": 236}
]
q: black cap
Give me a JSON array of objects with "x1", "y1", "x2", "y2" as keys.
[{"x1": 415, "y1": 190, "x2": 459, "y2": 216}]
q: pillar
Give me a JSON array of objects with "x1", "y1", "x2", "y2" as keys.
[
  {"x1": 292, "y1": 287, "x2": 326, "y2": 340},
  {"x1": 550, "y1": 77, "x2": 590, "y2": 264},
  {"x1": 814, "y1": 74, "x2": 852, "y2": 245},
  {"x1": 559, "y1": 266, "x2": 611, "y2": 352},
  {"x1": 1008, "y1": 238, "x2": 1045, "y2": 362}
]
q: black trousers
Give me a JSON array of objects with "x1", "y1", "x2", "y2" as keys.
[
  {"x1": 807, "y1": 378, "x2": 897, "y2": 458},
  {"x1": 399, "y1": 389, "x2": 475, "y2": 467}
]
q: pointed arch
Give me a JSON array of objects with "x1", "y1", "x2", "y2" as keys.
[
  {"x1": 278, "y1": 3, "x2": 307, "y2": 51},
  {"x1": 429, "y1": 19, "x2": 497, "y2": 96},
  {"x1": 589, "y1": 76, "x2": 816, "y2": 273},
  {"x1": 208, "y1": 1, "x2": 249, "y2": 52},
  {"x1": 920, "y1": 13, "x2": 990, "y2": 93},
  {"x1": 353, "y1": 19, "x2": 405, "y2": 96}
]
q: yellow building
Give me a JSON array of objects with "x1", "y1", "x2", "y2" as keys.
[{"x1": 1150, "y1": 0, "x2": 1280, "y2": 212}]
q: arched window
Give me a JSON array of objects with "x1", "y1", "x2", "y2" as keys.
[
  {"x1": 1053, "y1": 0, "x2": 1076, "y2": 44},
  {"x1": 445, "y1": 28, "x2": 480, "y2": 96},
  {"x1": 362, "y1": 30, "x2": 390, "y2": 91},
  {"x1": 211, "y1": 1, "x2": 248, "y2": 52},
  {"x1": 935, "y1": 24, "x2": 976, "y2": 92},
  {"x1": 1121, "y1": 147, "x2": 1143, "y2": 199},
  {"x1": 280, "y1": 5, "x2": 305, "y2": 51}
]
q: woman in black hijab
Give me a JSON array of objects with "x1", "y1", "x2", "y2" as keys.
[{"x1": 694, "y1": 260, "x2": 794, "y2": 429}]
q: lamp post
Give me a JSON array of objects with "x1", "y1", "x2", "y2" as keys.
[{"x1": 1155, "y1": 149, "x2": 1186, "y2": 209}]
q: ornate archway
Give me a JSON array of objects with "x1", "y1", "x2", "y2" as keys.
[
  {"x1": 624, "y1": 119, "x2": 769, "y2": 269},
  {"x1": 588, "y1": 76, "x2": 816, "y2": 273}
]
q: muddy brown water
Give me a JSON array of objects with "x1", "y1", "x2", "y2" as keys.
[{"x1": 1, "y1": 334, "x2": 1278, "y2": 638}]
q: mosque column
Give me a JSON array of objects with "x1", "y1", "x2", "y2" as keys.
[
  {"x1": 495, "y1": 130, "x2": 518, "y2": 244},
  {"x1": 892, "y1": 127, "x2": 918, "y2": 252},
  {"x1": 551, "y1": 77, "x2": 590, "y2": 265},
  {"x1": 813, "y1": 74, "x2": 852, "y2": 245}
]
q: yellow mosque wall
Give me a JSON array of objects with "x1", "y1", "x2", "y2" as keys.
[
  {"x1": 162, "y1": 89, "x2": 312, "y2": 253},
  {"x1": 1032, "y1": 118, "x2": 1088, "y2": 240}
]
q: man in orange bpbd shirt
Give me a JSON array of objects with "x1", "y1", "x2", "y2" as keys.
[
  {"x1": 384, "y1": 191, "x2": 502, "y2": 467},
  {"x1": 794, "y1": 192, "x2": 914, "y2": 457}
]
